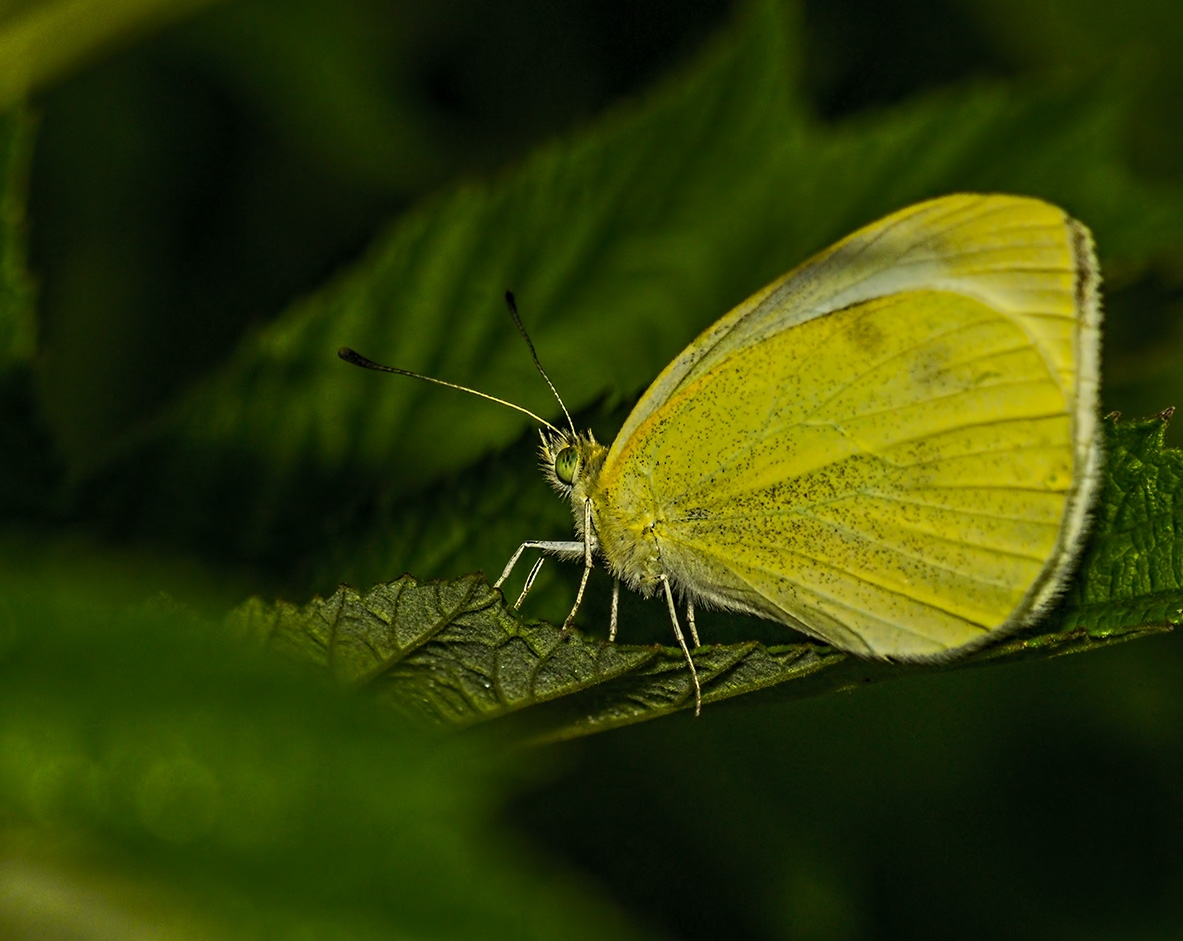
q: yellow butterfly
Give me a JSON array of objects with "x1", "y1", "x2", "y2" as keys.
[{"x1": 342, "y1": 193, "x2": 1102, "y2": 715}]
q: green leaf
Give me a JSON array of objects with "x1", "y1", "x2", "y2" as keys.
[
  {"x1": 72, "y1": 0, "x2": 1183, "y2": 595},
  {"x1": 1062, "y1": 410, "x2": 1183, "y2": 630},
  {"x1": 232, "y1": 416, "x2": 1178, "y2": 743},
  {"x1": 0, "y1": 573, "x2": 657, "y2": 939}
]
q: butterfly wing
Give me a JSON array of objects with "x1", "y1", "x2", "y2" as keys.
[{"x1": 593, "y1": 194, "x2": 1101, "y2": 658}]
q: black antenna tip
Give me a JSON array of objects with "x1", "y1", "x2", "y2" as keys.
[
  {"x1": 505, "y1": 290, "x2": 517, "y2": 312},
  {"x1": 338, "y1": 347, "x2": 376, "y2": 369}
]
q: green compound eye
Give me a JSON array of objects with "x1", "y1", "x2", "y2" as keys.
[{"x1": 553, "y1": 446, "x2": 580, "y2": 485}]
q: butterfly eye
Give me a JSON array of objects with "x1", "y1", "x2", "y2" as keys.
[{"x1": 553, "y1": 446, "x2": 580, "y2": 485}]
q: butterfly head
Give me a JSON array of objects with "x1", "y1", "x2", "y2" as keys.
[{"x1": 539, "y1": 428, "x2": 607, "y2": 501}]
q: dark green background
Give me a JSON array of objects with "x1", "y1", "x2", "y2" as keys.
[{"x1": 4, "y1": 0, "x2": 1182, "y2": 938}]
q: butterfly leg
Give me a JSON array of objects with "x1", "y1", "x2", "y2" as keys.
[
  {"x1": 660, "y1": 575, "x2": 702, "y2": 716},
  {"x1": 608, "y1": 579, "x2": 620, "y2": 642},
  {"x1": 561, "y1": 499, "x2": 596, "y2": 631},
  {"x1": 495, "y1": 539, "x2": 584, "y2": 608},
  {"x1": 686, "y1": 598, "x2": 699, "y2": 648},
  {"x1": 495, "y1": 540, "x2": 585, "y2": 586},
  {"x1": 563, "y1": 565, "x2": 591, "y2": 631},
  {"x1": 494, "y1": 542, "x2": 533, "y2": 587},
  {"x1": 514, "y1": 557, "x2": 546, "y2": 609}
]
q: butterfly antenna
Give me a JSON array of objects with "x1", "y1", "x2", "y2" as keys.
[
  {"x1": 337, "y1": 347, "x2": 562, "y2": 434},
  {"x1": 504, "y1": 291, "x2": 577, "y2": 436}
]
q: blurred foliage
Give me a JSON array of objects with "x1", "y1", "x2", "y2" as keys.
[
  {"x1": 0, "y1": 571, "x2": 651, "y2": 940},
  {"x1": 0, "y1": 107, "x2": 35, "y2": 364},
  {"x1": 3, "y1": 0, "x2": 1183, "y2": 937},
  {"x1": 0, "y1": 0, "x2": 231, "y2": 109}
]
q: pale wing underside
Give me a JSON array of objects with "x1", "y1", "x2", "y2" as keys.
[
  {"x1": 596, "y1": 194, "x2": 1101, "y2": 658},
  {"x1": 610, "y1": 194, "x2": 1099, "y2": 474}
]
